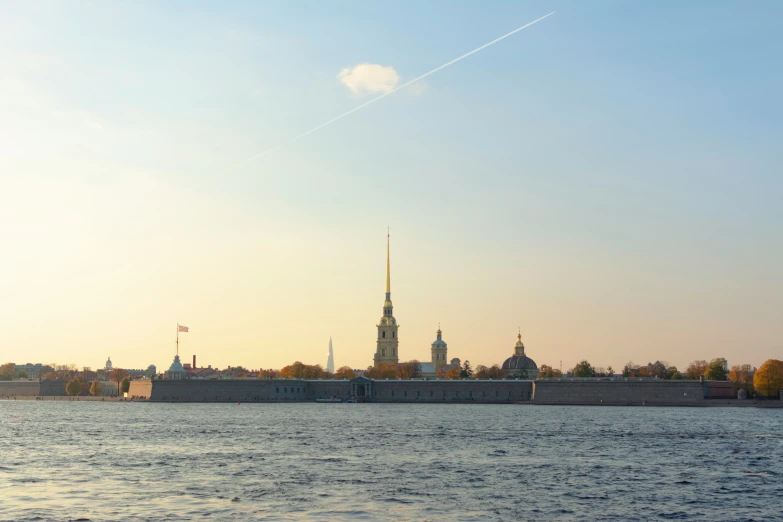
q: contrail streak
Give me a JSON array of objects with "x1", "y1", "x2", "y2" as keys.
[{"x1": 239, "y1": 11, "x2": 555, "y2": 165}]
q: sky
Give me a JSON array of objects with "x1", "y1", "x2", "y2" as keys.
[{"x1": 1, "y1": 1, "x2": 781, "y2": 374}]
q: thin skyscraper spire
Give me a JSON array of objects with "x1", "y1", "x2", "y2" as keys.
[{"x1": 327, "y1": 337, "x2": 335, "y2": 374}]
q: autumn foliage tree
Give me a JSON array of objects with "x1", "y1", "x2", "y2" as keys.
[
  {"x1": 728, "y1": 364, "x2": 755, "y2": 396},
  {"x1": 536, "y1": 365, "x2": 563, "y2": 379},
  {"x1": 0, "y1": 363, "x2": 15, "y2": 381},
  {"x1": 475, "y1": 365, "x2": 505, "y2": 379},
  {"x1": 445, "y1": 366, "x2": 462, "y2": 380},
  {"x1": 334, "y1": 366, "x2": 356, "y2": 380},
  {"x1": 685, "y1": 360, "x2": 708, "y2": 380},
  {"x1": 65, "y1": 378, "x2": 82, "y2": 396},
  {"x1": 364, "y1": 363, "x2": 398, "y2": 380},
  {"x1": 109, "y1": 368, "x2": 128, "y2": 395},
  {"x1": 279, "y1": 362, "x2": 329, "y2": 379},
  {"x1": 396, "y1": 361, "x2": 422, "y2": 379},
  {"x1": 120, "y1": 377, "x2": 130, "y2": 394},
  {"x1": 753, "y1": 360, "x2": 783, "y2": 398},
  {"x1": 257, "y1": 369, "x2": 279, "y2": 379},
  {"x1": 89, "y1": 380, "x2": 102, "y2": 395}
]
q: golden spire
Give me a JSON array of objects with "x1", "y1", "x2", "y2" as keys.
[{"x1": 385, "y1": 228, "x2": 391, "y2": 296}]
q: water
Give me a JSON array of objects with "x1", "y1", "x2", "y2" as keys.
[{"x1": 1, "y1": 402, "x2": 781, "y2": 521}]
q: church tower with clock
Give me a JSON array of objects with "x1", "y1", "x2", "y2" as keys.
[{"x1": 374, "y1": 232, "x2": 399, "y2": 366}]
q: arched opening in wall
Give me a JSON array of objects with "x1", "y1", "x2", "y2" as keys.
[
  {"x1": 357, "y1": 384, "x2": 366, "y2": 397},
  {"x1": 382, "y1": 331, "x2": 386, "y2": 338},
  {"x1": 392, "y1": 332, "x2": 395, "y2": 338}
]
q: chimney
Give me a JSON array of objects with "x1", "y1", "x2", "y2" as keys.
[{"x1": 193, "y1": 354, "x2": 197, "y2": 369}]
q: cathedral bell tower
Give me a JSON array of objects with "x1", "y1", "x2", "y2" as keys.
[{"x1": 374, "y1": 231, "x2": 399, "y2": 366}]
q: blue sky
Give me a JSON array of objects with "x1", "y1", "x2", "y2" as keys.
[{"x1": 1, "y1": 1, "x2": 781, "y2": 371}]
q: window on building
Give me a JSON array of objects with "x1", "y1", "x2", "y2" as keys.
[
  {"x1": 392, "y1": 332, "x2": 395, "y2": 338},
  {"x1": 404, "y1": 390, "x2": 407, "y2": 397},
  {"x1": 496, "y1": 390, "x2": 499, "y2": 397},
  {"x1": 276, "y1": 387, "x2": 279, "y2": 393},
  {"x1": 382, "y1": 331, "x2": 386, "y2": 338},
  {"x1": 391, "y1": 390, "x2": 395, "y2": 397}
]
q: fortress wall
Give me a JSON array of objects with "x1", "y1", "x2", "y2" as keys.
[
  {"x1": 40, "y1": 380, "x2": 68, "y2": 396},
  {"x1": 128, "y1": 380, "x2": 153, "y2": 399},
  {"x1": 307, "y1": 380, "x2": 351, "y2": 399},
  {"x1": 132, "y1": 379, "x2": 531, "y2": 403},
  {"x1": 143, "y1": 379, "x2": 319, "y2": 402},
  {"x1": 0, "y1": 381, "x2": 41, "y2": 396},
  {"x1": 370, "y1": 380, "x2": 534, "y2": 403},
  {"x1": 532, "y1": 380, "x2": 706, "y2": 405}
]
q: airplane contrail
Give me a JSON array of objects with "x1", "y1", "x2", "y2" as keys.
[{"x1": 238, "y1": 11, "x2": 555, "y2": 165}]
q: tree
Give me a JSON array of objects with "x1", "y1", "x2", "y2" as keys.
[
  {"x1": 15, "y1": 370, "x2": 28, "y2": 379},
  {"x1": 397, "y1": 361, "x2": 422, "y2": 379},
  {"x1": 278, "y1": 362, "x2": 328, "y2": 379},
  {"x1": 685, "y1": 360, "x2": 708, "y2": 380},
  {"x1": 0, "y1": 363, "x2": 15, "y2": 381},
  {"x1": 704, "y1": 358, "x2": 728, "y2": 381},
  {"x1": 572, "y1": 360, "x2": 595, "y2": 378},
  {"x1": 89, "y1": 380, "x2": 102, "y2": 396},
  {"x1": 664, "y1": 366, "x2": 679, "y2": 380},
  {"x1": 65, "y1": 378, "x2": 82, "y2": 396},
  {"x1": 606, "y1": 366, "x2": 614, "y2": 377},
  {"x1": 475, "y1": 365, "x2": 504, "y2": 379},
  {"x1": 446, "y1": 366, "x2": 462, "y2": 380},
  {"x1": 257, "y1": 369, "x2": 278, "y2": 379},
  {"x1": 753, "y1": 360, "x2": 783, "y2": 398},
  {"x1": 110, "y1": 368, "x2": 128, "y2": 395},
  {"x1": 42, "y1": 372, "x2": 58, "y2": 380},
  {"x1": 120, "y1": 377, "x2": 130, "y2": 394},
  {"x1": 335, "y1": 366, "x2": 356, "y2": 380},
  {"x1": 729, "y1": 364, "x2": 755, "y2": 396},
  {"x1": 364, "y1": 363, "x2": 398, "y2": 380},
  {"x1": 460, "y1": 360, "x2": 473, "y2": 379},
  {"x1": 670, "y1": 371, "x2": 682, "y2": 380}
]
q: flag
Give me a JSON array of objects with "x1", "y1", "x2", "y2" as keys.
[{"x1": 178, "y1": 325, "x2": 189, "y2": 333}]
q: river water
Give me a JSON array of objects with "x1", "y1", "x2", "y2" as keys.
[{"x1": 0, "y1": 402, "x2": 781, "y2": 521}]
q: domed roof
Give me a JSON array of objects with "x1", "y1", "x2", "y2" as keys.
[
  {"x1": 379, "y1": 316, "x2": 396, "y2": 326},
  {"x1": 502, "y1": 332, "x2": 537, "y2": 371},
  {"x1": 168, "y1": 354, "x2": 185, "y2": 373},
  {"x1": 431, "y1": 327, "x2": 447, "y2": 349},
  {"x1": 105, "y1": 357, "x2": 113, "y2": 370},
  {"x1": 502, "y1": 355, "x2": 538, "y2": 370}
]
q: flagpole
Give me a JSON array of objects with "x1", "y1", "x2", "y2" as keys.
[{"x1": 177, "y1": 323, "x2": 179, "y2": 356}]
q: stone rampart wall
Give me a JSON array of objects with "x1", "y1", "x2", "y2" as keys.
[
  {"x1": 135, "y1": 379, "x2": 336, "y2": 402},
  {"x1": 131, "y1": 379, "x2": 533, "y2": 403},
  {"x1": 0, "y1": 381, "x2": 42, "y2": 396},
  {"x1": 370, "y1": 380, "x2": 533, "y2": 403},
  {"x1": 532, "y1": 380, "x2": 706, "y2": 405}
]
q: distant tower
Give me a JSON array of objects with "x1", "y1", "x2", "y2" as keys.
[
  {"x1": 327, "y1": 337, "x2": 335, "y2": 374},
  {"x1": 431, "y1": 325, "x2": 447, "y2": 368},
  {"x1": 105, "y1": 357, "x2": 113, "y2": 371},
  {"x1": 374, "y1": 231, "x2": 399, "y2": 366}
]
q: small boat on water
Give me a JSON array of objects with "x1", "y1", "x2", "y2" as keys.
[{"x1": 316, "y1": 396, "x2": 358, "y2": 404}]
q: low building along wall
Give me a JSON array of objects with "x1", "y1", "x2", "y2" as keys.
[{"x1": 532, "y1": 379, "x2": 706, "y2": 405}]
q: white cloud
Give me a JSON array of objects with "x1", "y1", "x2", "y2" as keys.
[
  {"x1": 85, "y1": 117, "x2": 103, "y2": 130},
  {"x1": 338, "y1": 63, "x2": 399, "y2": 95},
  {"x1": 407, "y1": 81, "x2": 427, "y2": 97}
]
